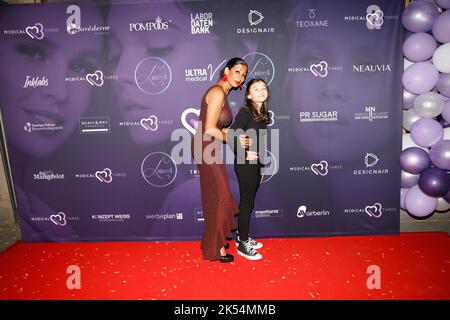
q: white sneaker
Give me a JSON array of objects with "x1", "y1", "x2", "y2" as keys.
[
  {"x1": 236, "y1": 236, "x2": 263, "y2": 249},
  {"x1": 237, "y1": 240, "x2": 262, "y2": 260}
]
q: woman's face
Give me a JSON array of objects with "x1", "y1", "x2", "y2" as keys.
[
  {"x1": 287, "y1": 18, "x2": 397, "y2": 162},
  {"x1": 107, "y1": 3, "x2": 222, "y2": 146},
  {"x1": 0, "y1": 7, "x2": 103, "y2": 157},
  {"x1": 225, "y1": 64, "x2": 248, "y2": 89}
]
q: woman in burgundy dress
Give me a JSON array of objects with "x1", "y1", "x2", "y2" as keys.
[{"x1": 192, "y1": 57, "x2": 249, "y2": 262}]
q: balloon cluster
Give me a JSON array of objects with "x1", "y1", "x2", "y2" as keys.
[{"x1": 401, "y1": 0, "x2": 450, "y2": 217}]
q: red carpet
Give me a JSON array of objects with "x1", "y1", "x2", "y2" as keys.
[{"x1": 0, "y1": 232, "x2": 449, "y2": 300}]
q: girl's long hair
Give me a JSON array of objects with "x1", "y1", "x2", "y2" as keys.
[{"x1": 244, "y1": 78, "x2": 270, "y2": 124}]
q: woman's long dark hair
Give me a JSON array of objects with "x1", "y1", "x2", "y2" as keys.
[
  {"x1": 220, "y1": 57, "x2": 248, "y2": 77},
  {"x1": 244, "y1": 78, "x2": 270, "y2": 124}
]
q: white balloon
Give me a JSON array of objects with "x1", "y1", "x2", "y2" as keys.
[
  {"x1": 403, "y1": 109, "x2": 422, "y2": 131},
  {"x1": 436, "y1": 197, "x2": 450, "y2": 212},
  {"x1": 432, "y1": 43, "x2": 450, "y2": 73},
  {"x1": 413, "y1": 92, "x2": 445, "y2": 118}
]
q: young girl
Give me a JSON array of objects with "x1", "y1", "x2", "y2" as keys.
[{"x1": 228, "y1": 78, "x2": 270, "y2": 260}]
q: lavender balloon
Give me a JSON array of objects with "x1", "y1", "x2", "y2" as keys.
[
  {"x1": 418, "y1": 167, "x2": 450, "y2": 197},
  {"x1": 430, "y1": 140, "x2": 450, "y2": 170},
  {"x1": 413, "y1": 91, "x2": 445, "y2": 118},
  {"x1": 404, "y1": 185, "x2": 438, "y2": 217},
  {"x1": 436, "y1": 0, "x2": 450, "y2": 9},
  {"x1": 441, "y1": 100, "x2": 450, "y2": 123},
  {"x1": 402, "y1": 62, "x2": 439, "y2": 95},
  {"x1": 402, "y1": 1, "x2": 440, "y2": 32},
  {"x1": 403, "y1": 32, "x2": 437, "y2": 62},
  {"x1": 437, "y1": 73, "x2": 450, "y2": 98},
  {"x1": 401, "y1": 188, "x2": 409, "y2": 210},
  {"x1": 410, "y1": 118, "x2": 444, "y2": 147},
  {"x1": 401, "y1": 170, "x2": 420, "y2": 188},
  {"x1": 400, "y1": 147, "x2": 430, "y2": 174},
  {"x1": 432, "y1": 9, "x2": 450, "y2": 44}
]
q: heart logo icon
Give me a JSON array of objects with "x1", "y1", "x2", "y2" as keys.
[
  {"x1": 25, "y1": 23, "x2": 44, "y2": 40},
  {"x1": 86, "y1": 70, "x2": 104, "y2": 87},
  {"x1": 366, "y1": 10, "x2": 384, "y2": 27},
  {"x1": 310, "y1": 61, "x2": 328, "y2": 78},
  {"x1": 50, "y1": 212, "x2": 67, "y2": 226},
  {"x1": 311, "y1": 160, "x2": 328, "y2": 176},
  {"x1": 181, "y1": 108, "x2": 200, "y2": 135},
  {"x1": 140, "y1": 115, "x2": 158, "y2": 131},
  {"x1": 365, "y1": 203, "x2": 383, "y2": 218},
  {"x1": 95, "y1": 168, "x2": 112, "y2": 183}
]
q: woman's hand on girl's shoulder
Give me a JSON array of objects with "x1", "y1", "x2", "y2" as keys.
[{"x1": 246, "y1": 151, "x2": 258, "y2": 161}]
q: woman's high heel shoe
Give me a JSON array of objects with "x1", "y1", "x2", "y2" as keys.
[{"x1": 219, "y1": 253, "x2": 234, "y2": 263}]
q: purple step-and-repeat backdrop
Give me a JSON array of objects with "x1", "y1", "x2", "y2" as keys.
[{"x1": 0, "y1": 0, "x2": 403, "y2": 242}]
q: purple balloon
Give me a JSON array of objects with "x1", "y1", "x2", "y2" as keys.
[
  {"x1": 437, "y1": 73, "x2": 450, "y2": 98},
  {"x1": 403, "y1": 32, "x2": 437, "y2": 62},
  {"x1": 405, "y1": 185, "x2": 438, "y2": 217},
  {"x1": 430, "y1": 140, "x2": 450, "y2": 170},
  {"x1": 418, "y1": 167, "x2": 450, "y2": 197},
  {"x1": 400, "y1": 147, "x2": 431, "y2": 174},
  {"x1": 441, "y1": 100, "x2": 450, "y2": 123},
  {"x1": 402, "y1": 1, "x2": 440, "y2": 32},
  {"x1": 403, "y1": 89, "x2": 417, "y2": 109},
  {"x1": 402, "y1": 62, "x2": 439, "y2": 95},
  {"x1": 432, "y1": 9, "x2": 450, "y2": 43},
  {"x1": 410, "y1": 118, "x2": 444, "y2": 147},
  {"x1": 436, "y1": 0, "x2": 450, "y2": 9},
  {"x1": 401, "y1": 170, "x2": 420, "y2": 188}
]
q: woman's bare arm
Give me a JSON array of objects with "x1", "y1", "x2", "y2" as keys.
[{"x1": 204, "y1": 87, "x2": 226, "y2": 141}]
